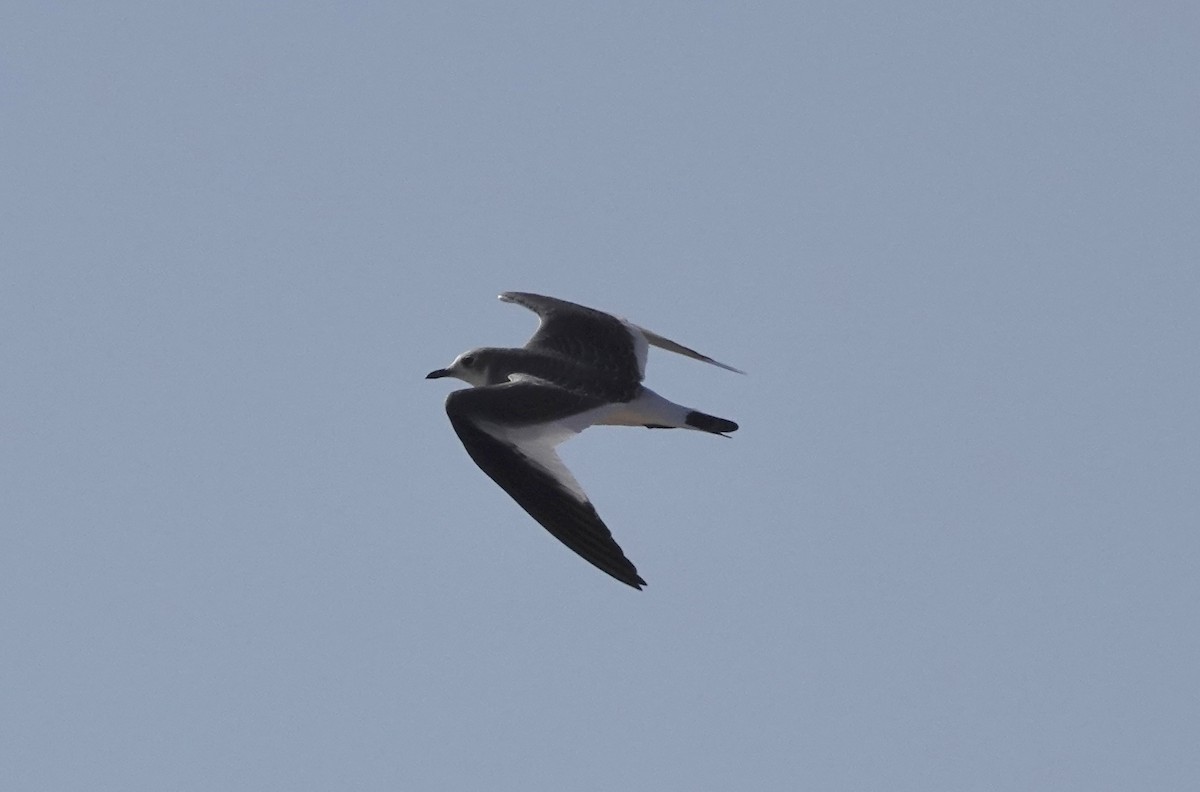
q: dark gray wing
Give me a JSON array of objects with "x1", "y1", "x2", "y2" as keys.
[
  {"x1": 500, "y1": 292, "x2": 745, "y2": 387},
  {"x1": 444, "y1": 380, "x2": 646, "y2": 590},
  {"x1": 499, "y1": 292, "x2": 643, "y2": 401}
]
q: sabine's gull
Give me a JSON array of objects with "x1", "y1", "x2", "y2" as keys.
[{"x1": 426, "y1": 292, "x2": 742, "y2": 589}]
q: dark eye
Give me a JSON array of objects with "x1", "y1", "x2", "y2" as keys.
[{"x1": 461, "y1": 355, "x2": 475, "y2": 367}]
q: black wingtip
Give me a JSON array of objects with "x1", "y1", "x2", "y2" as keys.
[{"x1": 685, "y1": 411, "x2": 739, "y2": 435}]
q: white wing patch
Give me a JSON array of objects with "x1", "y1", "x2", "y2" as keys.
[
  {"x1": 476, "y1": 403, "x2": 617, "y2": 504},
  {"x1": 620, "y1": 319, "x2": 650, "y2": 378}
]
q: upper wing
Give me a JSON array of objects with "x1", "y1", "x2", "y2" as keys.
[
  {"x1": 499, "y1": 292, "x2": 643, "y2": 398},
  {"x1": 444, "y1": 379, "x2": 646, "y2": 589},
  {"x1": 500, "y1": 292, "x2": 744, "y2": 380},
  {"x1": 634, "y1": 325, "x2": 746, "y2": 375}
]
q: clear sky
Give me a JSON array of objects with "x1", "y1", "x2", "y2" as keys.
[{"x1": 3, "y1": 3, "x2": 1198, "y2": 790}]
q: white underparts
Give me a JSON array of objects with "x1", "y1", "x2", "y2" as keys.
[
  {"x1": 593, "y1": 387, "x2": 694, "y2": 430},
  {"x1": 472, "y1": 387, "x2": 704, "y2": 507}
]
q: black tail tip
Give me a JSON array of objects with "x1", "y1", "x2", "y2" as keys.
[{"x1": 685, "y1": 411, "x2": 739, "y2": 435}]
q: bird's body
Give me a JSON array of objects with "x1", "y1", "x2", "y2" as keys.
[{"x1": 426, "y1": 292, "x2": 741, "y2": 589}]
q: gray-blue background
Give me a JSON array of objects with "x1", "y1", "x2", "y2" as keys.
[{"x1": 3, "y1": 3, "x2": 1197, "y2": 789}]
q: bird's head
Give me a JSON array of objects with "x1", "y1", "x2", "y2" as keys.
[{"x1": 425, "y1": 348, "x2": 501, "y2": 387}]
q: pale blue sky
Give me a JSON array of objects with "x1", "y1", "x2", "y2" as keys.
[{"x1": 3, "y1": 3, "x2": 1198, "y2": 790}]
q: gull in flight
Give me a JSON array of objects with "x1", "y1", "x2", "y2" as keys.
[{"x1": 426, "y1": 292, "x2": 742, "y2": 589}]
